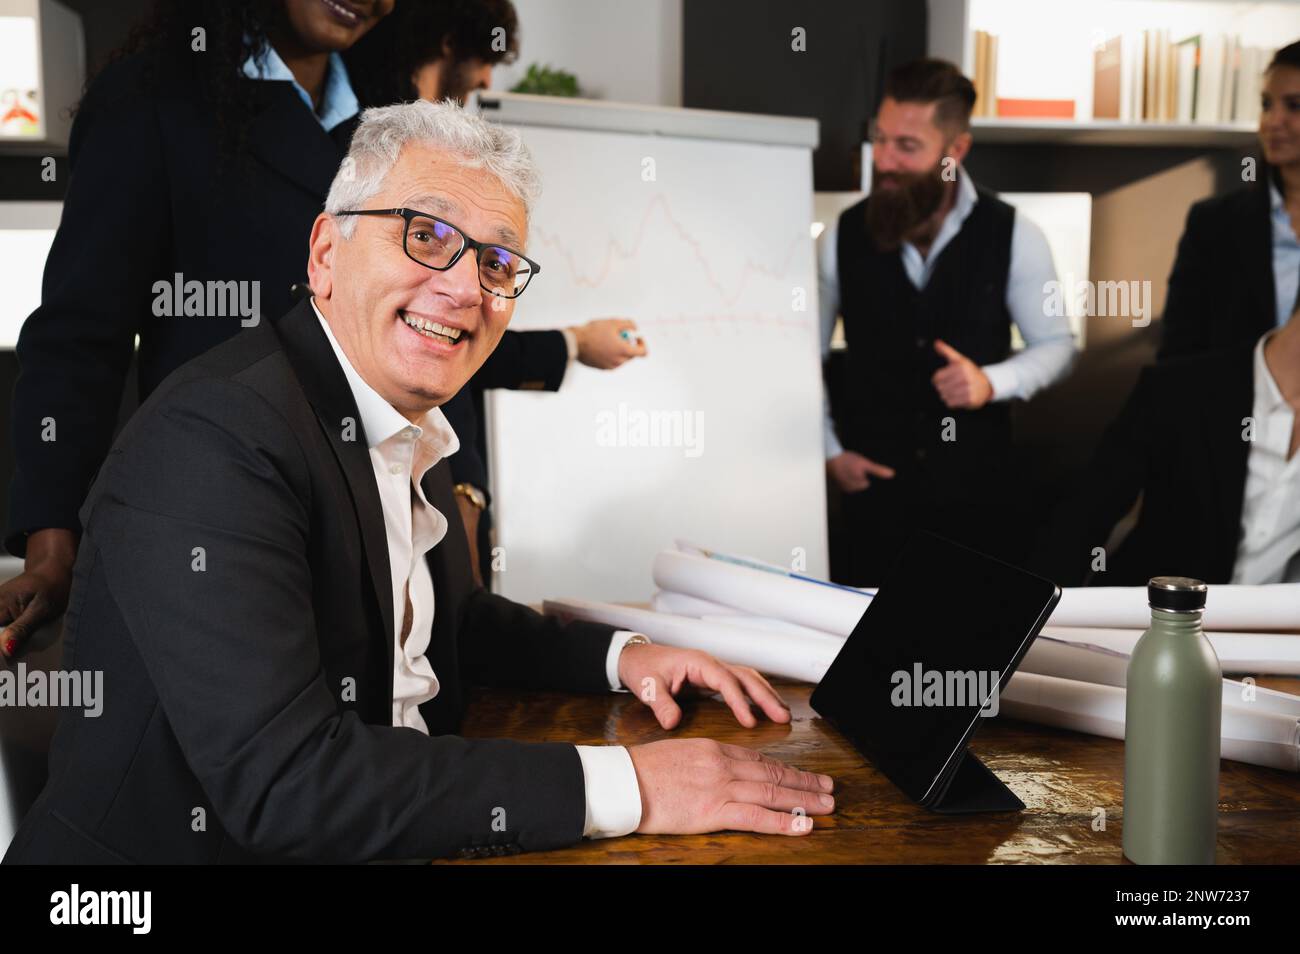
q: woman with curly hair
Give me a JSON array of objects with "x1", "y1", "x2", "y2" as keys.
[{"x1": 0, "y1": 0, "x2": 392, "y2": 656}]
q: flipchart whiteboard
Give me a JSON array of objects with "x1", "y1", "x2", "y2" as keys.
[{"x1": 473, "y1": 93, "x2": 826, "y2": 604}]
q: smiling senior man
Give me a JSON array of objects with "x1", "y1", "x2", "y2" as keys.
[{"x1": 3, "y1": 100, "x2": 833, "y2": 864}]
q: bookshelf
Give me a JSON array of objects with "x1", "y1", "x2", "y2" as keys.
[
  {"x1": 972, "y1": 117, "x2": 1257, "y2": 146},
  {"x1": 930, "y1": 0, "x2": 1300, "y2": 146}
]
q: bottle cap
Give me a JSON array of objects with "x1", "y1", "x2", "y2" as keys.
[{"x1": 1148, "y1": 576, "x2": 1207, "y2": 612}]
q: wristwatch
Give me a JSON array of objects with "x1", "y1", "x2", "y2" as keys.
[
  {"x1": 620, "y1": 633, "x2": 652, "y2": 653},
  {"x1": 453, "y1": 483, "x2": 487, "y2": 511}
]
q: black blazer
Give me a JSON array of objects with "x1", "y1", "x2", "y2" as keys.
[
  {"x1": 3, "y1": 298, "x2": 619, "y2": 864},
  {"x1": 1159, "y1": 180, "x2": 1278, "y2": 360},
  {"x1": 1027, "y1": 342, "x2": 1256, "y2": 587},
  {"x1": 6, "y1": 54, "x2": 359, "y2": 557},
  {"x1": 444, "y1": 327, "x2": 571, "y2": 495}
]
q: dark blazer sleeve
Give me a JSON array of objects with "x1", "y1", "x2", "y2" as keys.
[
  {"x1": 83, "y1": 375, "x2": 588, "y2": 861},
  {"x1": 475, "y1": 328, "x2": 570, "y2": 391},
  {"x1": 1157, "y1": 200, "x2": 1215, "y2": 361},
  {"x1": 5, "y1": 63, "x2": 167, "y2": 556},
  {"x1": 442, "y1": 387, "x2": 489, "y2": 497},
  {"x1": 1026, "y1": 369, "x2": 1154, "y2": 586},
  {"x1": 458, "y1": 589, "x2": 619, "y2": 693}
]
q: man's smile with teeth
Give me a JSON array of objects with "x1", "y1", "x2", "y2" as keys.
[{"x1": 400, "y1": 311, "x2": 465, "y2": 345}]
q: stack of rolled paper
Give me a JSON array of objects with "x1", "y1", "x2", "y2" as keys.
[{"x1": 542, "y1": 541, "x2": 1300, "y2": 772}]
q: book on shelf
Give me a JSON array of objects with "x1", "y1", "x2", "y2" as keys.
[
  {"x1": 971, "y1": 25, "x2": 1278, "y2": 127},
  {"x1": 1093, "y1": 35, "x2": 1122, "y2": 120},
  {"x1": 971, "y1": 29, "x2": 998, "y2": 118},
  {"x1": 1174, "y1": 34, "x2": 1199, "y2": 123},
  {"x1": 996, "y1": 98, "x2": 1075, "y2": 119}
]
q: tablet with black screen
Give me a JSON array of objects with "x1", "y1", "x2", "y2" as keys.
[{"x1": 810, "y1": 531, "x2": 1060, "y2": 807}]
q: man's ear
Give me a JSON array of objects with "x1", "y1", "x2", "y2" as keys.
[
  {"x1": 948, "y1": 131, "x2": 973, "y2": 166},
  {"x1": 307, "y1": 213, "x2": 336, "y2": 299}
]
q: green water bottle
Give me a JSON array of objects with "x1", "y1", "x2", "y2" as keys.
[{"x1": 1122, "y1": 577, "x2": 1221, "y2": 864}]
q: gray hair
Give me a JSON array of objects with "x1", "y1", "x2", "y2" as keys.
[{"x1": 324, "y1": 99, "x2": 540, "y2": 240}]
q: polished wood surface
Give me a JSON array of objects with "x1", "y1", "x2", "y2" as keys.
[{"x1": 438, "y1": 676, "x2": 1300, "y2": 864}]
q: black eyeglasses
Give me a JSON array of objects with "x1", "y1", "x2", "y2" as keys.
[{"x1": 335, "y1": 207, "x2": 540, "y2": 299}]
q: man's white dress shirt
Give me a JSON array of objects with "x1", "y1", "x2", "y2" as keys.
[
  {"x1": 1232, "y1": 332, "x2": 1300, "y2": 584},
  {"x1": 312, "y1": 300, "x2": 642, "y2": 837}
]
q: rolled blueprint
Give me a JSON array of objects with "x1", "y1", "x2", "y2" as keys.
[
  {"x1": 656, "y1": 545, "x2": 1298, "y2": 636},
  {"x1": 653, "y1": 588, "x2": 1300, "y2": 677},
  {"x1": 650, "y1": 590, "x2": 745, "y2": 619},
  {"x1": 1022, "y1": 636, "x2": 1300, "y2": 718},
  {"x1": 543, "y1": 597, "x2": 843, "y2": 684},
  {"x1": 1050, "y1": 583, "x2": 1300, "y2": 632},
  {"x1": 1042, "y1": 626, "x2": 1300, "y2": 676},
  {"x1": 651, "y1": 550, "x2": 872, "y2": 636},
  {"x1": 1000, "y1": 671, "x2": 1300, "y2": 773},
  {"x1": 647, "y1": 599, "x2": 1300, "y2": 714}
]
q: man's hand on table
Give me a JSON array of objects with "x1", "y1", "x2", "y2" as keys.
[
  {"x1": 615, "y1": 643, "x2": 833, "y2": 836},
  {"x1": 628, "y1": 738, "x2": 834, "y2": 835},
  {"x1": 617, "y1": 642, "x2": 790, "y2": 729}
]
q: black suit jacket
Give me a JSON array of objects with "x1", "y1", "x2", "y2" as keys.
[
  {"x1": 6, "y1": 55, "x2": 359, "y2": 556},
  {"x1": 1159, "y1": 180, "x2": 1278, "y2": 360},
  {"x1": 1028, "y1": 342, "x2": 1255, "y2": 586},
  {"x1": 443, "y1": 329, "x2": 571, "y2": 496},
  {"x1": 3, "y1": 298, "x2": 619, "y2": 864}
]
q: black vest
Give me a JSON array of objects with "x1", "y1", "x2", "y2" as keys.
[{"x1": 835, "y1": 186, "x2": 1016, "y2": 504}]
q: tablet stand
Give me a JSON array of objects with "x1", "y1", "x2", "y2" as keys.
[{"x1": 930, "y1": 748, "x2": 1025, "y2": 814}]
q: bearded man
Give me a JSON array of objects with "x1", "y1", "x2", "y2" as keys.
[{"x1": 818, "y1": 58, "x2": 1078, "y2": 585}]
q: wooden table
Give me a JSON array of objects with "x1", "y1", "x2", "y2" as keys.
[{"x1": 439, "y1": 676, "x2": 1300, "y2": 864}]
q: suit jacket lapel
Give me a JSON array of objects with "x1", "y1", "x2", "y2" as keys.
[
  {"x1": 1239, "y1": 183, "x2": 1276, "y2": 337},
  {"x1": 1203, "y1": 344, "x2": 1256, "y2": 566},
  {"x1": 273, "y1": 299, "x2": 396, "y2": 671},
  {"x1": 246, "y1": 80, "x2": 346, "y2": 200}
]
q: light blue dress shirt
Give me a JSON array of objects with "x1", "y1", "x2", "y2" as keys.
[
  {"x1": 241, "y1": 43, "x2": 359, "y2": 132},
  {"x1": 817, "y1": 166, "x2": 1079, "y2": 458},
  {"x1": 1268, "y1": 178, "x2": 1300, "y2": 327}
]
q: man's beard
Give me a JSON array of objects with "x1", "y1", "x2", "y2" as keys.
[
  {"x1": 442, "y1": 59, "x2": 485, "y2": 105},
  {"x1": 865, "y1": 161, "x2": 947, "y2": 251}
]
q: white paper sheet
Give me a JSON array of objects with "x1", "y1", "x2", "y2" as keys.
[
  {"x1": 543, "y1": 597, "x2": 843, "y2": 684},
  {"x1": 656, "y1": 545, "x2": 1298, "y2": 636},
  {"x1": 1000, "y1": 672, "x2": 1300, "y2": 773},
  {"x1": 650, "y1": 593, "x2": 1300, "y2": 710},
  {"x1": 1051, "y1": 583, "x2": 1300, "y2": 632},
  {"x1": 650, "y1": 590, "x2": 745, "y2": 618},
  {"x1": 1042, "y1": 626, "x2": 1300, "y2": 676},
  {"x1": 1023, "y1": 637, "x2": 1300, "y2": 717},
  {"x1": 651, "y1": 550, "x2": 872, "y2": 636}
]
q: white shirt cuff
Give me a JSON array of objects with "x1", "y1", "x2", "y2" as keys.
[
  {"x1": 980, "y1": 361, "x2": 1019, "y2": 402},
  {"x1": 575, "y1": 744, "x2": 642, "y2": 838},
  {"x1": 561, "y1": 327, "x2": 578, "y2": 362},
  {"x1": 605, "y1": 630, "x2": 642, "y2": 691}
]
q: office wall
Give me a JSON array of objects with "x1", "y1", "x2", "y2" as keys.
[
  {"x1": 493, "y1": 0, "x2": 683, "y2": 106},
  {"x1": 683, "y1": 0, "x2": 926, "y2": 190}
]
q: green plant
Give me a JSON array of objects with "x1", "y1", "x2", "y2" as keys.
[{"x1": 509, "y1": 63, "x2": 580, "y2": 97}]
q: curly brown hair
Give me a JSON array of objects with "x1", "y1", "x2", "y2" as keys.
[
  {"x1": 84, "y1": 0, "x2": 277, "y2": 163},
  {"x1": 344, "y1": 0, "x2": 519, "y2": 108}
]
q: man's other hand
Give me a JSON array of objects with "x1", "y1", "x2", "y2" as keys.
[
  {"x1": 628, "y1": 738, "x2": 834, "y2": 835},
  {"x1": 617, "y1": 642, "x2": 790, "y2": 730},
  {"x1": 826, "y1": 450, "x2": 896, "y2": 493},
  {"x1": 574, "y1": 318, "x2": 647, "y2": 370},
  {"x1": 931, "y1": 339, "x2": 993, "y2": 410}
]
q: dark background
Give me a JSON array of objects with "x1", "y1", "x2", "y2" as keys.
[{"x1": 0, "y1": 0, "x2": 1259, "y2": 575}]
